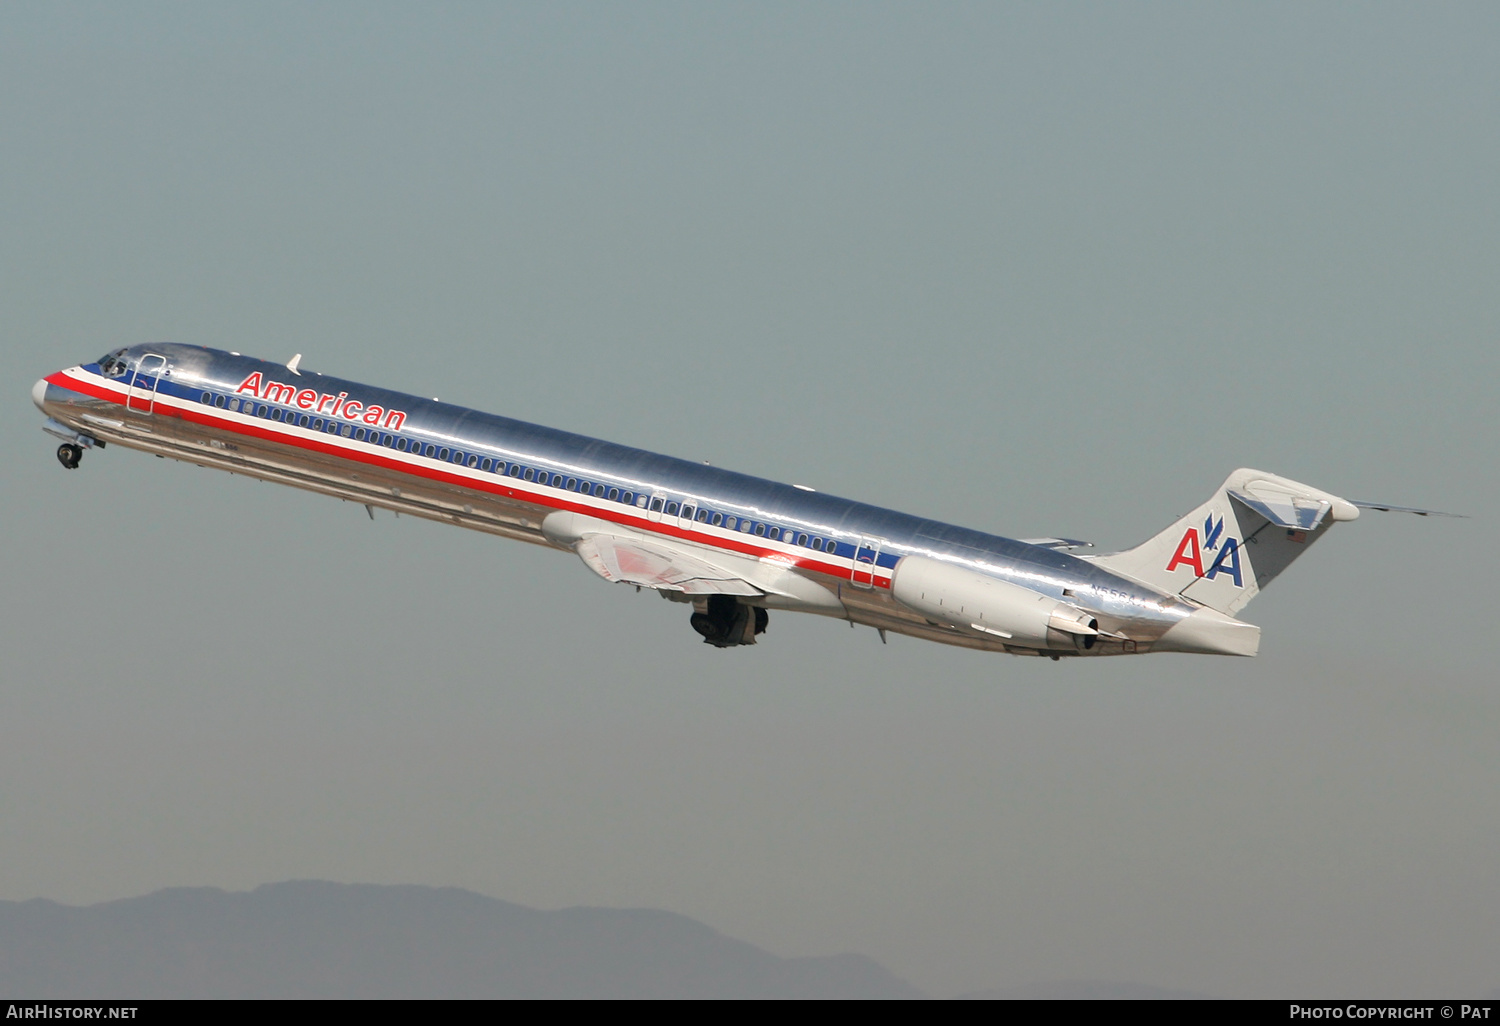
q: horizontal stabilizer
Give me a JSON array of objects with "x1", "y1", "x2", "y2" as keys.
[
  {"x1": 1351, "y1": 500, "x2": 1465, "y2": 518},
  {"x1": 1018, "y1": 537, "x2": 1095, "y2": 552}
]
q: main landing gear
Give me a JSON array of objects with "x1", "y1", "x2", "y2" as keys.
[
  {"x1": 690, "y1": 595, "x2": 769, "y2": 648},
  {"x1": 56, "y1": 443, "x2": 83, "y2": 470}
]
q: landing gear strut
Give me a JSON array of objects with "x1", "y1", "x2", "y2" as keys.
[
  {"x1": 56, "y1": 443, "x2": 83, "y2": 470},
  {"x1": 689, "y1": 595, "x2": 768, "y2": 648}
]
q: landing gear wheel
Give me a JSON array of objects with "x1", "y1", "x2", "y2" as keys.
[
  {"x1": 56, "y1": 443, "x2": 82, "y2": 470},
  {"x1": 689, "y1": 596, "x2": 768, "y2": 648}
]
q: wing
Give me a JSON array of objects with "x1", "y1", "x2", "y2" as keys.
[
  {"x1": 540, "y1": 511, "x2": 845, "y2": 612},
  {"x1": 574, "y1": 534, "x2": 763, "y2": 596}
]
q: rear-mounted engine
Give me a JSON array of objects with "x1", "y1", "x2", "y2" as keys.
[{"x1": 890, "y1": 554, "x2": 1103, "y2": 652}]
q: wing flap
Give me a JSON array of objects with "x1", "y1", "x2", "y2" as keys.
[{"x1": 576, "y1": 534, "x2": 763, "y2": 596}]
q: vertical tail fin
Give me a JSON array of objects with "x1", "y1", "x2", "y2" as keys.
[{"x1": 1089, "y1": 469, "x2": 1361, "y2": 616}]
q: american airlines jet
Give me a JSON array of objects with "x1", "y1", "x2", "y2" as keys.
[{"x1": 34, "y1": 345, "x2": 1447, "y2": 658}]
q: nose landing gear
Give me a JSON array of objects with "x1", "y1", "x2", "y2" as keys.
[{"x1": 56, "y1": 443, "x2": 83, "y2": 470}]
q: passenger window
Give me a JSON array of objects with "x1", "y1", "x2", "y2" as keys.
[
  {"x1": 697, "y1": 509, "x2": 709, "y2": 523},
  {"x1": 523, "y1": 468, "x2": 534, "y2": 482},
  {"x1": 579, "y1": 481, "x2": 591, "y2": 494},
  {"x1": 736, "y1": 519, "x2": 749, "y2": 532},
  {"x1": 798, "y1": 534, "x2": 809, "y2": 546},
  {"x1": 594, "y1": 484, "x2": 607, "y2": 497},
  {"x1": 383, "y1": 435, "x2": 394, "y2": 447},
  {"x1": 228, "y1": 398, "x2": 240, "y2": 412},
  {"x1": 608, "y1": 488, "x2": 619, "y2": 501},
  {"x1": 508, "y1": 464, "x2": 520, "y2": 477},
  {"x1": 635, "y1": 494, "x2": 647, "y2": 508},
  {"x1": 754, "y1": 524, "x2": 765, "y2": 537},
  {"x1": 342, "y1": 424, "x2": 353, "y2": 437},
  {"x1": 257, "y1": 405, "x2": 268, "y2": 417},
  {"x1": 215, "y1": 395, "x2": 226, "y2": 408},
  {"x1": 355, "y1": 428, "x2": 366, "y2": 441},
  {"x1": 201, "y1": 392, "x2": 211, "y2": 403},
  {"x1": 682, "y1": 505, "x2": 696, "y2": 520},
  {"x1": 313, "y1": 419, "x2": 325, "y2": 431},
  {"x1": 665, "y1": 502, "x2": 679, "y2": 516},
  {"x1": 711, "y1": 513, "x2": 722, "y2": 527},
  {"x1": 421, "y1": 444, "x2": 433, "y2": 457},
  {"x1": 650, "y1": 498, "x2": 663, "y2": 512},
  {"x1": 481, "y1": 458, "x2": 492, "y2": 471},
  {"x1": 566, "y1": 478, "x2": 577, "y2": 491}
]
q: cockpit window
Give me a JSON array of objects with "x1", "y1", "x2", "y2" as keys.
[{"x1": 98, "y1": 350, "x2": 129, "y2": 378}]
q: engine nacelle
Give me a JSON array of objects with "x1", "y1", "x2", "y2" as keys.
[{"x1": 890, "y1": 555, "x2": 1101, "y2": 651}]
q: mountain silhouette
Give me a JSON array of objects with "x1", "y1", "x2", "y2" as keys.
[{"x1": 0, "y1": 881, "x2": 924, "y2": 999}]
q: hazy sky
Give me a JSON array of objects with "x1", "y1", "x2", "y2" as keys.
[{"x1": 2, "y1": 2, "x2": 1496, "y2": 998}]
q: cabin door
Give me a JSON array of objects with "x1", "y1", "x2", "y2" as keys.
[
  {"x1": 852, "y1": 536, "x2": 882, "y2": 589},
  {"x1": 124, "y1": 353, "x2": 168, "y2": 424}
]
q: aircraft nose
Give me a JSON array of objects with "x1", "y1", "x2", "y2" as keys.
[{"x1": 32, "y1": 377, "x2": 51, "y2": 412}]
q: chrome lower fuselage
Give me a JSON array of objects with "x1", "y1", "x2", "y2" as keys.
[{"x1": 36, "y1": 344, "x2": 1205, "y2": 656}]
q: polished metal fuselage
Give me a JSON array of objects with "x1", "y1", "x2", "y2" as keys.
[{"x1": 37, "y1": 344, "x2": 1199, "y2": 654}]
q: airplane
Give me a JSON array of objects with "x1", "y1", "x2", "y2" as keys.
[{"x1": 33, "y1": 344, "x2": 1454, "y2": 659}]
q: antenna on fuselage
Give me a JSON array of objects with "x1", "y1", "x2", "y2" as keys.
[{"x1": 287, "y1": 353, "x2": 302, "y2": 375}]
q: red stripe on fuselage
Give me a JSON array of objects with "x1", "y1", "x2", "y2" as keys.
[{"x1": 48, "y1": 368, "x2": 884, "y2": 587}]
